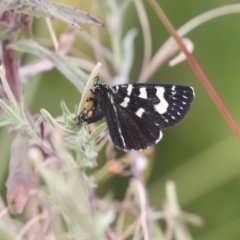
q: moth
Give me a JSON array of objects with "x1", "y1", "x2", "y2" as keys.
[{"x1": 77, "y1": 77, "x2": 194, "y2": 151}]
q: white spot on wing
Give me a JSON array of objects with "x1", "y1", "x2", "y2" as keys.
[
  {"x1": 127, "y1": 84, "x2": 133, "y2": 96},
  {"x1": 112, "y1": 104, "x2": 117, "y2": 112},
  {"x1": 112, "y1": 102, "x2": 126, "y2": 149},
  {"x1": 191, "y1": 87, "x2": 195, "y2": 97},
  {"x1": 171, "y1": 85, "x2": 176, "y2": 95},
  {"x1": 139, "y1": 87, "x2": 148, "y2": 99},
  {"x1": 118, "y1": 127, "x2": 126, "y2": 148},
  {"x1": 171, "y1": 85, "x2": 176, "y2": 91},
  {"x1": 155, "y1": 131, "x2": 163, "y2": 144},
  {"x1": 120, "y1": 97, "x2": 130, "y2": 108},
  {"x1": 110, "y1": 95, "x2": 115, "y2": 104},
  {"x1": 136, "y1": 108, "x2": 145, "y2": 118},
  {"x1": 154, "y1": 87, "x2": 169, "y2": 114}
]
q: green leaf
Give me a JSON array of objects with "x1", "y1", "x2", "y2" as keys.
[
  {"x1": 9, "y1": 40, "x2": 87, "y2": 92},
  {"x1": 61, "y1": 99, "x2": 71, "y2": 117},
  {"x1": 77, "y1": 63, "x2": 102, "y2": 114},
  {"x1": 122, "y1": 29, "x2": 138, "y2": 79},
  {"x1": 0, "y1": 66, "x2": 19, "y2": 111},
  {"x1": 77, "y1": 31, "x2": 113, "y2": 61},
  {"x1": 0, "y1": 223, "x2": 16, "y2": 240},
  {"x1": 0, "y1": 24, "x2": 13, "y2": 41},
  {"x1": 60, "y1": 99, "x2": 77, "y2": 128},
  {"x1": 88, "y1": 123, "x2": 107, "y2": 142},
  {"x1": 0, "y1": 99, "x2": 16, "y2": 119},
  {"x1": 41, "y1": 109, "x2": 77, "y2": 135},
  {"x1": 0, "y1": 118, "x2": 14, "y2": 127},
  {"x1": 37, "y1": 157, "x2": 112, "y2": 239},
  {"x1": 153, "y1": 222, "x2": 164, "y2": 240},
  {"x1": 8, "y1": 0, "x2": 104, "y2": 28},
  {"x1": 93, "y1": 136, "x2": 108, "y2": 153},
  {"x1": 6, "y1": 133, "x2": 32, "y2": 214},
  {"x1": 54, "y1": 2, "x2": 104, "y2": 27}
]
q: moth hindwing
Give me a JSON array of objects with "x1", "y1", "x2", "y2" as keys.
[{"x1": 77, "y1": 79, "x2": 195, "y2": 151}]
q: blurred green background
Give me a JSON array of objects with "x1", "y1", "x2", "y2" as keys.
[{"x1": 1, "y1": 0, "x2": 240, "y2": 239}]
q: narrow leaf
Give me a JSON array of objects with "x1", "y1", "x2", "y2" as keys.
[
  {"x1": 6, "y1": 133, "x2": 33, "y2": 214},
  {"x1": 0, "y1": 23, "x2": 13, "y2": 41},
  {"x1": 122, "y1": 29, "x2": 138, "y2": 79},
  {"x1": 55, "y1": 3, "x2": 104, "y2": 27},
  {"x1": 41, "y1": 108, "x2": 77, "y2": 135},
  {"x1": 8, "y1": 0, "x2": 104, "y2": 27},
  {"x1": 88, "y1": 123, "x2": 107, "y2": 142},
  {"x1": 0, "y1": 65, "x2": 18, "y2": 111},
  {"x1": 77, "y1": 62, "x2": 102, "y2": 114},
  {"x1": 9, "y1": 40, "x2": 87, "y2": 92}
]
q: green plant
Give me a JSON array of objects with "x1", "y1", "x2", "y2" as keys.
[{"x1": 1, "y1": 1, "x2": 239, "y2": 239}]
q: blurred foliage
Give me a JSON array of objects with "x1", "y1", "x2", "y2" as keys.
[{"x1": 0, "y1": 0, "x2": 240, "y2": 239}]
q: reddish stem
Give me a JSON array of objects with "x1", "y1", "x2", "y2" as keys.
[
  {"x1": 1, "y1": 11, "x2": 21, "y2": 102},
  {"x1": 148, "y1": 0, "x2": 240, "y2": 140}
]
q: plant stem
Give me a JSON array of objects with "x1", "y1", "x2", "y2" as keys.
[{"x1": 148, "y1": 0, "x2": 240, "y2": 140}]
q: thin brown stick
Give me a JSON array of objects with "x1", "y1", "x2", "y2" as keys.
[{"x1": 1, "y1": 11, "x2": 22, "y2": 102}]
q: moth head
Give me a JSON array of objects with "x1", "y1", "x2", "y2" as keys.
[
  {"x1": 76, "y1": 90, "x2": 95, "y2": 124},
  {"x1": 76, "y1": 80, "x2": 108, "y2": 125}
]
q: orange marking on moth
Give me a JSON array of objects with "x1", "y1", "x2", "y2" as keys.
[
  {"x1": 87, "y1": 110, "x2": 93, "y2": 118},
  {"x1": 88, "y1": 90, "x2": 95, "y2": 99},
  {"x1": 84, "y1": 100, "x2": 93, "y2": 110}
]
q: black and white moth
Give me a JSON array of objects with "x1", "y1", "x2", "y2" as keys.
[{"x1": 77, "y1": 77, "x2": 195, "y2": 151}]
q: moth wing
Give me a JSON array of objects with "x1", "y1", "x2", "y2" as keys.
[
  {"x1": 112, "y1": 84, "x2": 194, "y2": 129},
  {"x1": 103, "y1": 99, "x2": 162, "y2": 151}
]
